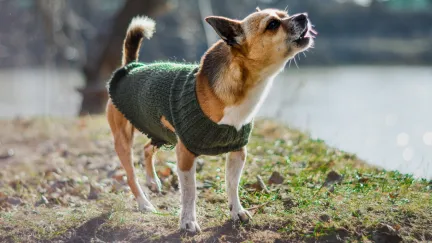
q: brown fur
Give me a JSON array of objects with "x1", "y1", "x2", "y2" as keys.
[
  {"x1": 122, "y1": 27, "x2": 145, "y2": 65},
  {"x1": 106, "y1": 99, "x2": 142, "y2": 198},
  {"x1": 195, "y1": 72, "x2": 225, "y2": 122},
  {"x1": 176, "y1": 140, "x2": 196, "y2": 172},
  {"x1": 160, "y1": 116, "x2": 175, "y2": 132},
  {"x1": 143, "y1": 141, "x2": 158, "y2": 181}
]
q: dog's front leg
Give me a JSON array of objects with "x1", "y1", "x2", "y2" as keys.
[
  {"x1": 176, "y1": 140, "x2": 201, "y2": 233},
  {"x1": 226, "y1": 147, "x2": 252, "y2": 223}
]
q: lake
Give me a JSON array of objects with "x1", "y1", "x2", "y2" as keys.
[{"x1": 1, "y1": 66, "x2": 431, "y2": 179}]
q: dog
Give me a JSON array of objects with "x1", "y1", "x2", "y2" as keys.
[{"x1": 106, "y1": 8, "x2": 315, "y2": 233}]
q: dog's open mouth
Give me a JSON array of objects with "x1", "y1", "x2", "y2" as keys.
[{"x1": 294, "y1": 27, "x2": 317, "y2": 44}]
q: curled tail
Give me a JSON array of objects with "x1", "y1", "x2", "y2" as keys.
[{"x1": 122, "y1": 16, "x2": 156, "y2": 66}]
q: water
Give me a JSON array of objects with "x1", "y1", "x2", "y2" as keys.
[
  {"x1": 0, "y1": 66, "x2": 431, "y2": 179},
  {"x1": 260, "y1": 66, "x2": 432, "y2": 179},
  {"x1": 0, "y1": 68, "x2": 84, "y2": 118}
]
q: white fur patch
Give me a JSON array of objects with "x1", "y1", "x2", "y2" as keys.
[
  {"x1": 226, "y1": 150, "x2": 250, "y2": 221},
  {"x1": 128, "y1": 16, "x2": 156, "y2": 39},
  {"x1": 177, "y1": 161, "x2": 200, "y2": 232},
  {"x1": 218, "y1": 63, "x2": 285, "y2": 130},
  {"x1": 226, "y1": 151, "x2": 245, "y2": 210},
  {"x1": 218, "y1": 79, "x2": 273, "y2": 130}
]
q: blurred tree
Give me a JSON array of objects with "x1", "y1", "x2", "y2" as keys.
[
  {"x1": 35, "y1": 0, "x2": 88, "y2": 65},
  {"x1": 79, "y1": 0, "x2": 171, "y2": 115}
]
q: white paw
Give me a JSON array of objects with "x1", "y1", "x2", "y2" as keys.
[
  {"x1": 180, "y1": 220, "x2": 201, "y2": 233},
  {"x1": 230, "y1": 207, "x2": 252, "y2": 223},
  {"x1": 137, "y1": 197, "x2": 157, "y2": 213},
  {"x1": 146, "y1": 175, "x2": 162, "y2": 193}
]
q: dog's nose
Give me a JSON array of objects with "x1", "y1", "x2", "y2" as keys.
[{"x1": 293, "y1": 13, "x2": 308, "y2": 28}]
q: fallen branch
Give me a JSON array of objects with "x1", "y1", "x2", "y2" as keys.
[{"x1": 256, "y1": 175, "x2": 270, "y2": 193}]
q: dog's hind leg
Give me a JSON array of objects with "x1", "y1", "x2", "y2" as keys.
[
  {"x1": 143, "y1": 141, "x2": 162, "y2": 193},
  {"x1": 107, "y1": 100, "x2": 156, "y2": 212},
  {"x1": 226, "y1": 147, "x2": 251, "y2": 222},
  {"x1": 176, "y1": 140, "x2": 201, "y2": 233}
]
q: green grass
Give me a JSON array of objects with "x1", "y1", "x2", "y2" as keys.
[{"x1": 0, "y1": 117, "x2": 430, "y2": 242}]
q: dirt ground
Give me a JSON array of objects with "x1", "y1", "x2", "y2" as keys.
[{"x1": 0, "y1": 117, "x2": 430, "y2": 242}]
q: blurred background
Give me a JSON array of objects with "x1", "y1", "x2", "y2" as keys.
[{"x1": 0, "y1": 0, "x2": 431, "y2": 178}]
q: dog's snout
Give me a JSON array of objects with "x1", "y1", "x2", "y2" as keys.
[{"x1": 293, "y1": 13, "x2": 308, "y2": 28}]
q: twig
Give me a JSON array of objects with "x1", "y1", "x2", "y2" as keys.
[
  {"x1": 256, "y1": 175, "x2": 270, "y2": 193},
  {"x1": 246, "y1": 201, "x2": 271, "y2": 211}
]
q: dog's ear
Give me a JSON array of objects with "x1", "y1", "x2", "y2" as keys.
[{"x1": 205, "y1": 16, "x2": 244, "y2": 46}]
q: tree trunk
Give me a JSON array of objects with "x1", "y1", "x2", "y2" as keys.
[{"x1": 79, "y1": 0, "x2": 170, "y2": 115}]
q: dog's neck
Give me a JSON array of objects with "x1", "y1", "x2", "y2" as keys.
[{"x1": 196, "y1": 41, "x2": 285, "y2": 130}]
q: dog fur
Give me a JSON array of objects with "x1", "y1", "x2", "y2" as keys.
[{"x1": 106, "y1": 9, "x2": 315, "y2": 232}]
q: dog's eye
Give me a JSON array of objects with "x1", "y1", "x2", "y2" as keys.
[{"x1": 266, "y1": 20, "x2": 280, "y2": 30}]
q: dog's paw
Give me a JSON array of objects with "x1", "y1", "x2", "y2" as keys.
[
  {"x1": 137, "y1": 197, "x2": 157, "y2": 213},
  {"x1": 146, "y1": 175, "x2": 162, "y2": 193},
  {"x1": 180, "y1": 220, "x2": 201, "y2": 233},
  {"x1": 139, "y1": 203, "x2": 157, "y2": 213},
  {"x1": 230, "y1": 208, "x2": 252, "y2": 223}
]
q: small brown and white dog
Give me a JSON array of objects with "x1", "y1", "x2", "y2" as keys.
[{"x1": 106, "y1": 8, "x2": 315, "y2": 233}]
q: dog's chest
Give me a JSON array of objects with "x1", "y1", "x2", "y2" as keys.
[{"x1": 218, "y1": 77, "x2": 275, "y2": 130}]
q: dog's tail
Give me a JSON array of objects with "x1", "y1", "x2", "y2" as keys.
[{"x1": 122, "y1": 16, "x2": 156, "y2": 66}]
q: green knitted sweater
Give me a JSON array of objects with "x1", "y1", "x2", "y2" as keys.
[{"x1": 107, "y1": 62, "x2": 252, "y2": 155}]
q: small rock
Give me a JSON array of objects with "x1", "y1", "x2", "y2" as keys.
[
  {"x1": 158, "y1": 202, "x2": 169, "y2": 210},
  {"x1": 0, "y1": 192, "x2": 7, "y2": 201},
  {"x1": 263, "y1": 207, "x2": 272, "y2": 214},
  {"x1": 282, "y1": 197, "x2": 298, "y2": 209},
  {"x1": 292, "y1": 161, "x2": 307, "y2": 168},
  {"x1": 7, "y1": 197, "x2": 23, "y2": 206},
  {"x1": 111, "y1": 171, "x2": 126, "y2": 182},
  {"x1": 107, "y1": 169, "x2": 119, "y2": 178},
  {"x1": 324, "y1": 171, "x2": 343, "y2": 187},
  {"x1": 307, "y1": 183, "x2": 316, "y2": 189},
  {"x1": 0, "y1": 149, "x2": 14, "y2": 160},
  {"x1": 170, "y1": 175, "x2": 179, "y2": 191},
  {"x1": 35, "y1": 196, "x2": 49, "y2": 207},
  {"x1": 111, "y1": 180, "x2": 128, "y2": 193},
  {"x1": 319, "y1": 214, "x2": 331, "y2": 222},
  {"x1": 372, "y1": 223, "x2": 402, "y2": 243},
  {"x1": 202, "y1": 180, "x2": 215, "y2": 189},
  {"x1": 268, "y1": 171, "x2": 284, "y2": 185},
  {"x1": 49, "y1": 192, "x2": 61, "y2": 199},
  {"x1": 9, "y1": 180, "x2": 23, "y2": 190},
  {"x1": 196, "y1": 181, "x2": 204, "y2": 190},
  {"x1": 196, "y1": 159, "x2": 204, "y2": 172},
  {"x1": 58, "y1": 143, "x2": 69, "y2": 158},
  {"x1": 87, "y1": 185, "x2": 101, "y2": 200}
]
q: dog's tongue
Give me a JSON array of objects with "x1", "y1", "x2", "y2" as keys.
[{"x1": 305, "y1": 28, "x2": 318, "y2": 38}]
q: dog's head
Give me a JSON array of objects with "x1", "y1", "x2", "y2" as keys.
[{"x1": 206, "y1": 8, "x2": 316, "y2": 73}]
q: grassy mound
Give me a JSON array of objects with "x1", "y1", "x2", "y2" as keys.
[{"x1": 0, "y1": 116, "x2": 430, "y2": 242}]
